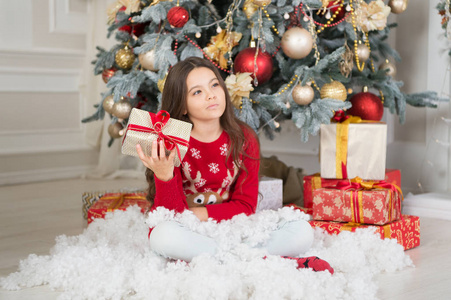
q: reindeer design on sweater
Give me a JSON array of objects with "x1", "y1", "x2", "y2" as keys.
[{"x1": 182, "y1": 161, "x2": 240, "y2": 207}]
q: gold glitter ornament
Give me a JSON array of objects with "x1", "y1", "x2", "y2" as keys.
[
  {"x1": 115, "y1": 45, "x2": 135, "y2": 69},
  {"x1": 388, "y1": 0, "x2": 408, "y2": 14},
  {"x1": 138, "y1": 50, "x2": 158, "y2": 71},
  {"x1": 102, "y1": 95, "x2": 115, "y2": 114},
  {"x1": 108, "y1": 122, "x2": 124, "y2": 139},
  {"x1": 112, "y1": 98, "x2": 133, "y2": 119},
  {"x1": 292, "y1": 84, "x2": 315, "y2": 105},
  {"x1": 320, "y1": 81, "x2": 347, "y2": 101},
  {"x1": 243, "y1": 0, "x2": 258, "y2": 19},
  {"x1": 356, "y1": 42, "x2": 370, "y2": 62},
  {"x1": 280, "y1": 27, "x2": 313, "y2": 60},
  {"x1": 253, "y1": 0, "x2": 271, "y2": 7},
  {"x1": 379, "y1": 59, "x2": 397, "y2": 77}
]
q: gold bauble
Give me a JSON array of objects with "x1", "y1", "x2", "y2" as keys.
[
  {"x1": 108, "y1": 122, "x2": 124, "y2": 139},
  {"x1": 138, "y1": 50, "x2": 159, "y2": 71},
  {"x1": 112, "y1": 98, "x2": 132, "y2": 119},
  {"x1": 379, "y1": 60, "x2": 397, "y2": 77},
  {"x1": 292, "y1": 84, "x2": 315, "y2": 105},
  {"x1": 253, "y1": 0, "x2": 271, "y2": 7},
  {"x1": 281, "y1": 27, "x2": 313, "y2": 60},
  {"x1": 320, "y1": 81, "x2": 347, "y2": 101},
  {"x1": 356, "y1": 43, "x2": 370, "y2": 62},
  {"x1": 388, "y1": 0, "x2": 408, "y2": 14},
  {"x1": 102, "y1": 95, "x2": 115, "y2": 114},
  {"x1": 115, "y1": 45, "x2": 135, "y2": 69}
]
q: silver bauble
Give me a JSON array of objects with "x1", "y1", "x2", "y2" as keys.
[
  {"x1": 379, "y1": 60, "x2": 397, "y2": 77},
  {"x1": 102, "y1": 95, "x2": 115, "y2": 114},
  {"x1": 281, "y1": 27, "x2": 313, "y2": 60},
  {"x1": 292, "y1": 84, "x2": 315, "y2": 105},
  {"x1": 138, "y1": 50, "x2": 159, "y2": 72},
  {"x1": 112, "y1": 98, "x2": 132, "y2": 119},
  {"x1": 356, "y1": 43, "x2": 370, "y2": 62},
  {"x1": 388, "y1": 0, "x2": 408, "y2": 14},
  {"x1": 108, "y1": 122, "x2": 124, "y2": 139}
]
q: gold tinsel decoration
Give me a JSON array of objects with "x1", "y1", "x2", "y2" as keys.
[
  {"x1": 115, "y1": 45, "x2": 135, "y2": 69},
  {"x1": 339, "y1": 42, "x2": 354, "y2": 78},
  {"x1": 320, "y1": 81, "x2": 347, "y2": 101}
]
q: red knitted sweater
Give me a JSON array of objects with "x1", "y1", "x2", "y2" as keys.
[{"x1": 152, "y1": 127, "x2": 260, "y2": 221}]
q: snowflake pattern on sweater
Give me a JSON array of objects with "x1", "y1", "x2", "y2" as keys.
[{"x1": 182, "y1": 131, "x2": 239, "y2": 202}]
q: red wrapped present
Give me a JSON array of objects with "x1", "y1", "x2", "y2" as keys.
[
  {"x1": 312, "y1": 177, "x2": 402, "y2": 225},
  {"x1": 309, "y1": 215, "x2": 420, "y2": 250},
  {"x1": 87, "y1": 192, "x2": 150, "y2": 224},
  {"x1": 303, "y1": 169, "x2": 401, "y2": 208}
]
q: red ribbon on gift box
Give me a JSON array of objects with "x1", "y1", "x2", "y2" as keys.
[
  {"x1": 122, "y1": 110, "x2": 189, "y2": 162},
  {"x1": 331, "y1": 177, "x2": 403, "y2": 224}
]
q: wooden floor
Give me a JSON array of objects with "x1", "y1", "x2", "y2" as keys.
[{"x1": 1, "y1": 178, "x2": 451, "y2": 299}]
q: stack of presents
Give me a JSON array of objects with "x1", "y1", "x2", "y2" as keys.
[{"x1": 82, "y1": 109, "x2": 419, "y2": 251}]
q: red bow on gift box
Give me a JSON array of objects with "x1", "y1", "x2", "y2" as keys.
[{"x1": 122, "y1": 110, "x2": 189, "y2": 162}]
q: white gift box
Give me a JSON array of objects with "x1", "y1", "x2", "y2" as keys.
[
  {"x1": 257, "y1": 177, "x2": 283, "y2": 212},
  {"x1": 320, "y1": 123, "x2": 387, "y2": 180}
]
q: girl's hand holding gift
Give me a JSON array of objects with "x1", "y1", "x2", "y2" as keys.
[{"x1": 136, "y1": 140, "x2": 176, "y2": 182}]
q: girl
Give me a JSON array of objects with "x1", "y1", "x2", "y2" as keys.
[{"x1": 136, "y1": 57, "x2": 333, "y2": 273}]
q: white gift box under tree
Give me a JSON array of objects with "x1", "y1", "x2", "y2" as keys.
[{"x1": 320, "y1": 123, "x2": 387, "y2": 180}]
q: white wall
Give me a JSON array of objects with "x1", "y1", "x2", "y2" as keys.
[{"x1": 0, "y1": 0, "x2": 98, "y2": 185}]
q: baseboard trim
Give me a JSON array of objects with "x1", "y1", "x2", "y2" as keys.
[
  {"x1": 0, "y1": 165, "x2": 96, "y2": 186},
  {"x1": 402, "y1": 193, "x2": 451, "y2": 221}
]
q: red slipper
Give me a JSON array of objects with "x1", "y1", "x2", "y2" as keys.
[{"x1": 283, "y1": 256, "x2": 334, "y2": 274}]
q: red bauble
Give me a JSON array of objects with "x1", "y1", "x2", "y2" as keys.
[
  {"x1": 233, "y1": 47, "x2": 273, "y2": 85},
  {"x1": 347, "y1": 92, "x2": 384, "y2": 121},
  {"x1": 327, "y1": 1, "x2": 346, "y2": 22},
  {"x1": 167, "y1": 6, "x2": 190, "y2": 28},
  {"x1": 102, "y1": 68, "x2": 116, "y2": 83},
  {"x1": 118, "y1": 22, "x2": 148, "y2": 37}
]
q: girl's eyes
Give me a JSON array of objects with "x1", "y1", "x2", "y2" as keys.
[{"x1": 192, "y1": 82, "x2": 219, "y2": 96}]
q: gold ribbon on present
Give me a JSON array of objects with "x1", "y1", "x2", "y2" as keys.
[
  {"x1": 334, "y1": 116, "x2": 377, "y2": 179},
  {"x1": 100, "y1": 193, "x2": 147, "y2": 212},
  {"x1": 341, "y1": 222, "x2": 363, "y2": 231},
  {"x1": 331, "y1": 176, "x2": 403, "y2": 224}
]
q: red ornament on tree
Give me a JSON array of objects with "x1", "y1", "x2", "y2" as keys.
[
  {"x1": 347, "y1": 91, "x2": 384, "y2": 121},
  {"x1": 102, "y1": 68, "x2": 116, "y2": 83},
  {"x1": 167, "y1": 6, "x2": 190, "y2": 28},
  {"x1": 233, "y1": 47, "x2": 273, "y2": 85},
  {"x1": 326, "y1": 1, "x2": 346, "y2": 22}
]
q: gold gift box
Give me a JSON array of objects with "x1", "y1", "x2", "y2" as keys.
[{"x1": 121, "y1": 108, "x2": 192, "y2": 167}]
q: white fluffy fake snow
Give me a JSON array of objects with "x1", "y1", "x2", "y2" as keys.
[{"x1": 1, "y1": 206, "x2": 413, "y2": 300}]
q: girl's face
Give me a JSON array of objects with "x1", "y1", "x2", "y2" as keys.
[{"x1": 185, "y1": 67, "x2": 226, "y2": 125}]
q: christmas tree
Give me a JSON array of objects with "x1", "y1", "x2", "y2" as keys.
[{"x1": 83, "y1": 0, "x2": 441, "y2": 144}]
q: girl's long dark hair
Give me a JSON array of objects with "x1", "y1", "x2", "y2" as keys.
[{"x1": 145, "y1": 57, "x2": 259, "y2": 203}]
